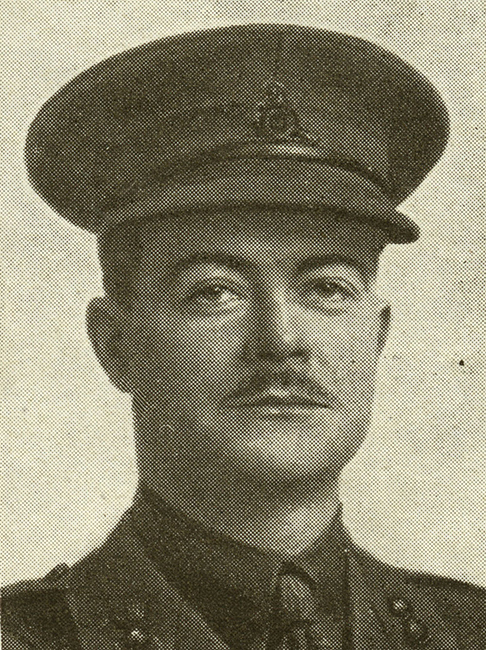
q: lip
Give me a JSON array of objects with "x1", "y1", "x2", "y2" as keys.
[{"x1": 226, "y1": 388, "x2": 332, "y2": 409}]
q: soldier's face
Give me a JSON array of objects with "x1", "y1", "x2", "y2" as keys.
[{"x1": 107, "y1": 209, "x2": 390, "y2": 485}]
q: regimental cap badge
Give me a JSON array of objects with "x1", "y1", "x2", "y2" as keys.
[{"x1": 253, "y1": 81, "x2": 315, "y2": 145}]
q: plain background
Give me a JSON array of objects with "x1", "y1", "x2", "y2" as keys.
[{"x1": 1, "y1": 0, "x2": 485, "y2": 587}]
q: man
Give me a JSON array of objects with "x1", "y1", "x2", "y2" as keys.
[{"x1": 2, "y1": 23, "x2": 484, "y2": 650}]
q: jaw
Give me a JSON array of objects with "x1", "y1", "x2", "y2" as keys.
[{"x1": 134, "y1": 397, "x2": 372, "y2": 492}]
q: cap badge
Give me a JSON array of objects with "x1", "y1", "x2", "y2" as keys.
[{"x1": 253, "y1": 82, "x2": 315, "y2": 145}]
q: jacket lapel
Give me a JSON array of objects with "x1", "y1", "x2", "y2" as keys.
[
  {"x1": 172, "y1": 605, "x2": 230, "y2": 650},
  {"x1": 348, "y1": 546, "x2": 460, "y2": 650},
  {"x1": 347, "y1": 551, "x2": 401, "y2": 650},
  {"x1": 66, "y1": 512, "x2": 461, "y2": 650},
  {"x1": 66, "y1": 513, "x2": 230, "y2": 650}
]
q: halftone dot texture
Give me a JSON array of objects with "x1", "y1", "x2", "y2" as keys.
[
  {"x1": 24, "y1": 24, "x2": 449, "y2": 242},
  {"x1": 2, "y1": 492, "x2": 486, "y2": 648},
  {"x1": 2, "y1": 3, "x2": 486, "y2": 649}
]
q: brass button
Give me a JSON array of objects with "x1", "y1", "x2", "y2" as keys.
[
  {"x1": 129, "y1": 628, "x2": 147, "y2": 642},
  {"x1": 125, "y1": 627, "x2": 149, "y2": 648},
  {"x1": 388, "y1": 597, "x2": 410, "y2": 618},
  {"x1": 404, "y1": 618, "x2": 429, "y2": 646},
  {"x1": 114, "y1": 600, "x2": 151, "y2": 649}
]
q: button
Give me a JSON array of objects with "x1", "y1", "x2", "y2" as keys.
[
  {"x1": 404, "y1": 618, "x2": 429, "y2": 646},
  {"x1": 127, "y1": 627, "x2": 148, "y2": 646},
  {"x1": 120, "y1": 627, "x2": 150, "y2": 649},
  {"x1": 113, "y1": 600, "x2": 151, "y2": 649},
  {"x1": 388, "y1": 597, "x2": 410, "y2": 618}
]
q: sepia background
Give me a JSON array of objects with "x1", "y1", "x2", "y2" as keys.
[{"x1": 2, "y1": 0, "x2": 485, "y2": 586}]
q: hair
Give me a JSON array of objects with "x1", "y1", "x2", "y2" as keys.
[{"x1": 98, "y1": 223, "x2": 144, "y2": 307}]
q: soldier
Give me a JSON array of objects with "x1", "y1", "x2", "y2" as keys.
[{"x1": 2, "y1": 24, "x2": 485, "y2": 650}]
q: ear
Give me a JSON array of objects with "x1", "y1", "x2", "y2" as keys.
[
  {"x1": 86, "y1": 296, "x2": 132, "y2": 393},
  {"x1": 377, "y1": 300, "x2": 391, "y2": 353}
]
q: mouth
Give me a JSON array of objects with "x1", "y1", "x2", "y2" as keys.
[{"x1": 226, "y1": 388, "x2": 333, "y2": 411}]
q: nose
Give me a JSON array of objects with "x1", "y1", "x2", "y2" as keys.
[{"x1": 244, "y1": 288, "x2": 309, "y2": 363}]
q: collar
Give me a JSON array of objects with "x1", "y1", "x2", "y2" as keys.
[
  {"x1": 64, "y1": 506, "x2": 462, "y2": 650},
  {"x1": 129, "y1": 485, "x2": 349, "y2": 647}
]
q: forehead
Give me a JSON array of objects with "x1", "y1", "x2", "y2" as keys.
[{"x1": 135, "y1": 207, "x2": 388, "y2": 270}]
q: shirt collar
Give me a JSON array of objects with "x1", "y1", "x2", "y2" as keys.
[{"x1": 129, "y1": 484, "x2": 349, "y2": 647}]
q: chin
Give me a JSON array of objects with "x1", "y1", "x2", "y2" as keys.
[{"x1": 208, "y1": 412, "x2": 364, "y2": 485}]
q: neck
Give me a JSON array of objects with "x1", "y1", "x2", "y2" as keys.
[{"x1": 139, "y1": 450, "x2": 341, "y2": 556}]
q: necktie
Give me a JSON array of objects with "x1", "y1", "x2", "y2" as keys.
[{"x1": 266, "y1": 571, "x2": 322, "y2": 650}]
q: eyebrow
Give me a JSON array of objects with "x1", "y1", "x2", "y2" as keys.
[
  {"x1": 294, "y1": 255, "x2": 370, "y2": 282},
  {"x1": 167, "y1": 252, "x2": 255, "y2": 278},
  {"x1": 166, "y1": 251, "x2": 370, "y2": 283}
]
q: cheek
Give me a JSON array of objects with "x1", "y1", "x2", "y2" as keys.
[
  {"x1": 308, "y1": 311, "x2": 381, "y2": 387},
  {"x1": 127, "y1": 306, "x2": 246, "y2": 392}
]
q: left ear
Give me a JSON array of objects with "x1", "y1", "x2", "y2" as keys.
[
  {"x1": 86, "y1": 296, "x2": 133, "y2": 393},
  {"x1": 377, "y1": 300, "x2": 391, "y2": 353}
]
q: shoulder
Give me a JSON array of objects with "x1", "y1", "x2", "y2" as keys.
[
  {"x1": 1, "y1": 564, "x2": 81, "y2": 650},
  {"x1": 383, "y1": 556, "x2": 486, "y2": 618},
  {"x1": 405, "y1": 568, "x2": 486, "y2": 645},
  {"x1": 351, "y1": 542, "x2": 486, "y2": 648}
]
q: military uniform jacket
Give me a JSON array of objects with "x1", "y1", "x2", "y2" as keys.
[{"x1": 2, "y1": 511, "x2": 485, "y2": 650}]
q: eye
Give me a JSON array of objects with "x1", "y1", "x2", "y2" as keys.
[
  {"x1": 187, "y1": 282, "x2": 241, "y2": 309},
  {"x1": 302, "y1": 279, "x2": 358, "y2": 308}
]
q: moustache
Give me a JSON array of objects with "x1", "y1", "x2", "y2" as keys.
[{"x1": 225, "y1": 366, "x2": 340, "y2": 408}]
